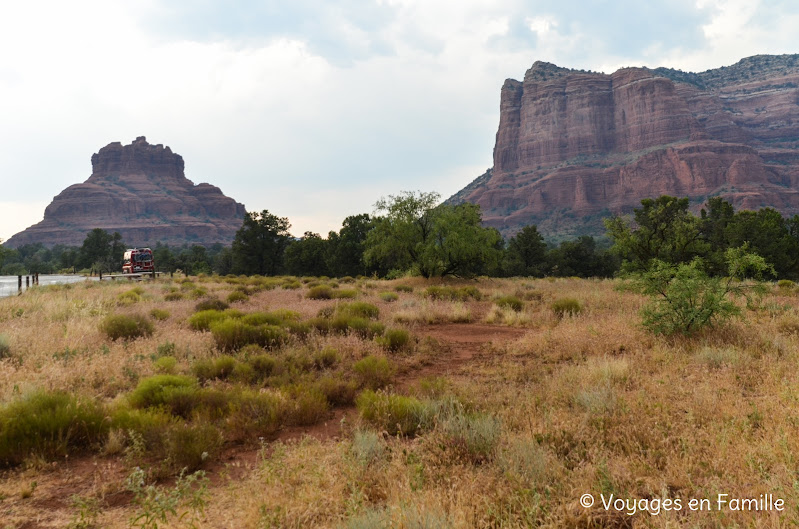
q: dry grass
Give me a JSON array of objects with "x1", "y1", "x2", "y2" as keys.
[{"x1": 1, "y1": 275, "x2": 798, "y2": 527}]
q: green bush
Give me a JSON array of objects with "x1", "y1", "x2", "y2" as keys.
[
  {"x1": 226, "y1": 291, "x2": 249, "y2": 304},
  {"x1": 128, "y1": 375, "x2": 199, "y2": 410},
  {"x1": 187, "y1": 310, "x2": 226, "y2": 332},
  {"x1": 337, "y1": 302, "x2": 380, "y2": 319},
  {"x1": 0, "y1": 391, "x2": 108, "y2": 467},
  {"x1": 164, "y1": 292, "x2": 184, "y2": 302},
  {"x1": 777, "y1": 279, "x2": 795, "y2": 291},
  {"x1": 356, "y1": 391, "x2": 429, "y2": 437},
  {"x1": 154, "y1": 356, "x2": 177, "y2": 374},
  {"x1": 284, "y1": 385, "x2": 329, "y2": 426},
  {"x1": 192, "y1": 356, "x2": 238, "y2": 382},
  {"x1": 100, "y1": 314, "x2": 154, "y2": 341},
  {"x1": 117, "y1": 290, "x2": 141, "y2": 305},
  {"x1": 195, "y1": 298, "x2": 229, "y2": 312},
  {"x1": 313, "y1": 347, "x2": 339, "y2": 369},
  {"x1": 315, "y1": 377, "x2": 358, "y2": 406},
  {"x1": 0, "y1": 334, "x2": 10, "y2": 359},
  {"x1": 149, "y1": 308, "x2": 170, "y2": 321},
  {"x1": 333, "y1": 288, "x2": 358, "y2": 299},
  {"x1": 376, "y1": 328, "x2": 412, "y2": 352},
  {"x1": 164, "y1": 422, "x2": 222, "y2": 471},
  {"x1": 248, "y1": 354, "x2": 280, "y2": 380},
  {"x1": 306, "y1": 285, "x2": 334, "y2": 299},
  {"x1": 551, "y1": 298, "x2": 582, "y2": 318},
  {"x1": 379, "y1": 292, "x2": 399, "y2": 302},
  {"x1": 270, "y1": 309, "x2": 302, "y2": 322},
  {"x1": 241, "y1": 312, "x2": 282, "y2": 326},
  {"x1": 394, "y1": 284, "x2": 413, "y2": 293},
  {"x1": 353, "y1": 356, "x2": 396, "y2": 390},
  {"x1": 424, "y1": 285, "x2": 482, "y2": 301},
  {"x1": 628, "y1": 249, "x2": 772, "y2": 335},
  {"x1": 226, "y1": 391, "x2": 284, "y2": 441},
  {"x1": 495, "y1": 296, "x2": 523, "y2": 312},
  {"x1": 282, "y1": 280, "x2": 302, "y2": 290},
  {"x1": 209, "y1": 320, "x2": 288, "y2": 351}
]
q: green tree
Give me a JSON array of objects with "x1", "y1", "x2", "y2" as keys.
[
  {"x1": 364, "y1": 191, "x2": 502, "y2": 278},
  {"x1": 325, "y1": 214, "x2": 375, "y2": 277},
  {"x1": 549, "y1": 236, "x2": 619, "y2": 278},
  {"x1": 605, "y1": 196, "x2": 708, "y2": 272},
  {"x1": 699, "y1": 197, "x2": 735, "y2": 275},
  {"x1": 503, "y1": 225, "x2": 547, "y2": 277},
  {"x1": 628, "y1": 246, "x2": 772, "y2": 335},
  {"x1": 79, "y1": 229, "x2": 125, "y2": 272},
  {"x1": 231, "y1": 211, "x2": 292, "y2": 276},
  {"x1": 725, "y1": 208, "x2": 799, "y2": 279},
  {"x1": 285, "y1": 232, "x2": 330, "y2": 276}
]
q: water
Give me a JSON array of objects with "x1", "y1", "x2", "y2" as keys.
[{"x1": 0, "y1": 275, "x2": 98, "y2": 299}]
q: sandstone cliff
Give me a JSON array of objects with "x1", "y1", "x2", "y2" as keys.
[
  {"x1": 449, "y1": 54, "x2": 799, "y2": 239},
  {"x1": 5, "y1": 137, "x2": 247, "y2": 248}
]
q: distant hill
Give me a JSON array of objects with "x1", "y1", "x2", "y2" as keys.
[
  {"x1": 5, "y1": 137, "x2": 246, "y2": 248},
  {"x1": 448, "y1": 54, "x2": 799, "y2": 239}
]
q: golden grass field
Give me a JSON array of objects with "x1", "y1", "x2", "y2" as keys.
[{"x1": 1, "y1": 274, "x2": 799, "y2": 528}]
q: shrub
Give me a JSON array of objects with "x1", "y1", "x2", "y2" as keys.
[
  {"x1": 0, "y1": 334, "x2": 10, "y2": 359},
  {"x1": 248, "y1": 355, "x2": 280, "y2": 380},
  {"x1": 376, "y1": 328, "x2": 412, "y2": 352},
  {"x1": 424, "y1": 285, "x2": 482, "y2": 301},
  {"x1": 117, "y1": 290, "x2": 142, "y2": 305},
  {"x1": 210, "y1": 320, "x2": 287, "y2": 351},
  {"x1": 154, "y1": 356, "x2": 177, "y2": 374},
  {"x1": 394, "y1": 284, "x2": 413, "y2": 293},
  {"x1": 156, "y1": 341, "x2": 176, "y2": 357},
  {"x1": 164, "y1": 422, "x2": 222, "y2": 471},
  {"x1": 187, "y1": 310, "x2": 227, "y2": 332},
  {"x1": 497, "y1": 438, "x2": 548, "y2": 485},
  {"x1": 100, "y1": 314, "x2": 154, "y2": 341},
  {"x1": 164, "y1": 292, "x2": 184, "y2": 302},
  {"x1": 194, "y1": 298, "x2": 229, "y2": 312},
  {"x1": 379, "y1": 292, "x2": 399, "y2": 302},
  {"x1": 187, "y1": 288, "x2": 208, "y2": 300},
  {"x1": 351, "y1": 429, "x2": 385, "y2": 466},
  {"x1": 777, "y1": 279, "x2": 795, "y2": 291},
  {"x1": 306, "y1": 285, "x2": 334, "y2": 299},
  {"x1": 315, "y1": 377, "x2": 358, "y2": 406},
  {"x1": 551, "y1": 298, "x2": 582, "y2": 318},
  {"x1": 0, "y1": 391, "x2": 108, "y2": 467},
  {"x1": 440, "y1": 411, "x2": 501, "y2": 464},
  {"x1": 337, "y1": 301, "x2": 380, "y2": 319},
  {"x1": 333, "y1": 289, "x2": 359, "y2": 299},
  {"x1": 313, "y1": 347, "x2": 339, "y2": 369},
  {"x1": 241, "y1": 312, "x2": 282, "y2": 326},
  {"x1": 284, "y1": 386, "x2": 329, "y2": 426},
  {"x1": 270, "y1": 309, "x2": 302, "y2": 321},
  {"x1": 192, "y1": 355, "x2": 238, "y2": 382},
  {"x1": 226, "y1": 291, "x2": 249, "y2": 304},
  {"x1": 149, "y1": 308, "x2": 170, "y2": 321},
  {"x1": 353, "y1": 356, "x2": 396, "y2": 390},
  {"x1": 128, "y1": 375, "x2": 199, "y2": 410},
  {"x1": 495, "y1": 295, "x2": 523, "y2": 312},
  {"x1": 628, "y1": 248, "x2": 772, "y2": 335},
  {"x1": 226, "y1": 391, "x2": 284, "y2": 440},
  {"x1": 282, "y1": 280, "x2": 302, "y2": 290},
  {"x1": 356, "y1": 391, "x2": 429, "y2": 436}
]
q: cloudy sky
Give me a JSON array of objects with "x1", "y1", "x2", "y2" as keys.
[{"x1": 1, "y1": 0, "x2": 797, "y2": 242}]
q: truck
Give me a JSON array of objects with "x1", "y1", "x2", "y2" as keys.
[{"x1": 122, "y1": 248, "x2": 155, "y2": 274}]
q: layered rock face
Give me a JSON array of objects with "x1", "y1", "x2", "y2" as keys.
[
  {"x1": 6, "y1": 137, "x2": 247, "y2": 247},
  {"x1": 450, "y1": 54, "x2": 799, "y2": 238}
]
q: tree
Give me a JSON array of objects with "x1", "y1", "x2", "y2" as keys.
[
  {"x1": 231, "y1": 211, "x2": 292, "y2": 276},
  {"x1": 285, "y1": 232, "x2": 330, "y2": 276},
  {"x1": 605, "y1": 196, "x2": 708, "y2": 272},
  {"x1": 79, "y1": 229, "x2": 125, "y2": 272},
  {"x1": 549, "y1": 236, "x2": 619, "y2": 278},
  {"x1": 364, "y1": 191, "x2": 502, "y2": 278},
  {"x1": 325, "y1": 214, "x2": 375, "y2": 277},
  {"x1": 627, "y1": 246, "x2": 772, "y2": 335},
  {"x1": 503, "y1": 225, "x2": 548, "y2": 277},
  {"x1": 725, "y1": 208, "x2": 799, "y2": 279}
]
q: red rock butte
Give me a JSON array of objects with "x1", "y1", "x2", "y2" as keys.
[
  {"x1": 449, "y1": 54, "x2": 799, "y2": 239},
  {"x1": 5, "y1": 137, "x2": 247, "y2": 248}
]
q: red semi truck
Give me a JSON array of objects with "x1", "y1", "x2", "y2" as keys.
[{"x1": 122, "y1": 248, "x2": 154, "y2": 274}]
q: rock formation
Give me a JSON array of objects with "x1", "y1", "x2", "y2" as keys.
[
  {"x1": 449, "y1": 54, "x2": 799, "y2": 239},
  {"x1": 5, "y1": 137, "x2": 247, "y2": 248}
]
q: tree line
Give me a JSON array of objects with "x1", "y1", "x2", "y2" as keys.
[{"x1": 1, "y1": 192, "x2": 797, "y2": 279}]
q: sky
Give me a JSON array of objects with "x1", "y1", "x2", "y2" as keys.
[{"x1": 1, "y1": 0, "x2": 798, "y2": 242}]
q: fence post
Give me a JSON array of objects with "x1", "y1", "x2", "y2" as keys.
[
  {"x1": 25, "y1": 276, "x2": 29, "y2": 288},
  {"x1": 18, "y1": 275, "x2": 22, "y2": 291}
]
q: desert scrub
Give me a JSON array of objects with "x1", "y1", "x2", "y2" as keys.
[
  {"x1": 379, "y1": 292, "x2": 399, "y2": 302},
  {"x1": 195, "y1": 298, "x2": 229, "y2": 312},
  {"x1": 149, "y1": 308, "x2": 170, "y2": 321},
  {"x1": 336, "y1": 301, "x2": 380, "y2": 319},
  {"x1": 306, "y1": 285, "x2": 334, "y2": 299},
  {"x1": 438, "y1": 410, "x2": 501, "y2": 464},
  {"x1": 424, "y1": 285, "x2": 482, "y2": 301},
  {"x1": 100, "y1": 313, "x2": 154, "y2": 341},
  {"x1": 153, "y1": 356, "x2": 178, "y2": 374},
  {"x1": 209, "y1": 320, "x2": 288, "y2": 351},
  {"x1": 394, "y1": 284, "x2": 413, "y2": 293},
  {"x1": 128, "y1": 375, "x2": 199, "y2": 411},
  {"x1": 0, "y1": 334, "x2": 10, "y2": 358},
  {"x1": 494, "y1": 295, "x2": 523, "y2": 312},
  {"x1": 226, "y1": 390, "x2": 285, "y2": 440},
  {"x1": 351, "y1": 429, "x2": 386, "y2": 466},
  {"x1": 356, "y1": 390, "x2": 430, "y2": 436},
  {"x1": 164, "y1": 291, "x2": 184, "y2": 301},
  {"x1": 227, "y1": 290, "x2": 249, "y2": 303},
  {"x1": 117, "y1": 290, "x2": 142, "y2": 306},
  {"x1": 283, "y1": 385, "x2": 329, "y2": 426},
  {"x1": 0, "y1": 390, "x2": 108, "y2": 467},
  {"x1": 188, "y1": 310, "x2": 227, "y2": 331},
  {"x1": 313, "y1": 347, "x2": 339, "y2": 369},
  {"x1": 192, "y1": 355, "x2": 238, "y2": 382},
  {"x1": 375, "y1": 328, "x2": 412, "y2": 352},
  {"x1": 551, "y1": 297, "x2": 582, "y2": 318},
  {"x1": 353, "y1": 356, "x2": 396, "y2": 389}
]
